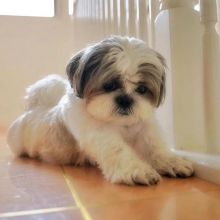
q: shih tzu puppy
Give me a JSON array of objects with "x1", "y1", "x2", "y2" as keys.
[{"x1": 7, "y1": 36, "x2": 194, "y2": 185}]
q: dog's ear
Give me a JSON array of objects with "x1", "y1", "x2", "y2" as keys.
[
  {"x1": 157, "y1": 73, "x2": 166, "y2": 107},
  {"x1": 66, "y1": 50, "x2": 84, "y2": 89},
  {"x1": 156, "y1": 53, "x2": 166, "y2": 107},
  {"x1": 67, "y1": 42, "x2": 114, "y2": 98}
]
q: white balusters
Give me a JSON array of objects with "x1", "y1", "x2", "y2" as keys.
[
  {"x1": 119, "y1": 0, "x2": 127, "y2": 35},
  {"x1": 128, "y1": 0, "x2": 137, "y2": 37},
  {"x1": 91, "y1": 0, "x2": 95, "y2": 18},
  {"x1": 107, "y1": 0, "x2": 113, "y2": 34},
  {"x1": 68, "y1": 0, "x2": 74, "y2": 15},
  {"x1": 138, "y1": 0, "x2": 149, "y2": 42},
  {"x1": 70, "y1": 0, "x2": 153, "y2": 41},
  {"x1": 200, "y1": 0, "x2": 220, "y2": 152},
  {"x1": 149, "y1": 0, "x2": 160, "y2": 47},
  {"x1": 87, "y1": 0, "x2": 90, "y2": 17},
  {"x1": 55, "y1": 0, "x2": 69, "y2": 19},
  {"x1": 113, "y1": 0, "x2": 119, "y2": 34}
]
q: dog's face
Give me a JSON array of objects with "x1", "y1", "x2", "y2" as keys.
[{"x1": 66, "y1": 36, "x2": 166, "y2": 125}]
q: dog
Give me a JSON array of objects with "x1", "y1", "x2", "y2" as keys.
[{"x1": 7, "y1": 36, "x2": 194, "y2": 185}]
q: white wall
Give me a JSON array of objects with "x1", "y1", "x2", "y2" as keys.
[{"x1": 0, "y1": 1, "x2": 76, "y2": 127}]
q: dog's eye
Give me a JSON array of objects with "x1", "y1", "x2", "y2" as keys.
[
  {"x1": 103, "y1": 80, "x2": 120, "y2": 92},
  {"x1": 136, "y1": 85, "x2": 149, "y2": 95}
]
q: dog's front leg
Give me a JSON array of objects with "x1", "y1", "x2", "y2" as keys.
[
  {"x1": 79, "y1": 130, "x2": 160, "y2": 185},
  {"x1": 136, "y1": 119, "x2": 194, "y2": 178}
]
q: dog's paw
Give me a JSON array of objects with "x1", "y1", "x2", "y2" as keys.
[
  {"x1": 151, "y1": 154, "x2": 194, "y2": 178},
  {"x1": 106, "y1": 160, "x2": 161, "y2": 185}
]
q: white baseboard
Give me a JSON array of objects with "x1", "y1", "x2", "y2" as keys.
[{"x1": 172, "y1": 149, "x2": 220, "y2": 185}]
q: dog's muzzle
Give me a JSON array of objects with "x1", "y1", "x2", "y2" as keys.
[{"x1": 115, "y1": 95, "x2": 133, "y2": 116}]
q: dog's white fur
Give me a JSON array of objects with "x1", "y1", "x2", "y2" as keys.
[{"x1": 7, "y1": 36, "x2": 193, "y2": 185}]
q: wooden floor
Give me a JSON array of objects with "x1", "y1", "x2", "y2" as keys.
[{"x1": 1, "y1": 133, "x2": 220, "y2": 220}]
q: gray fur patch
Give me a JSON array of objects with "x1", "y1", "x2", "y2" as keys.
[
  {"x1": 138, "y1": 63, "x2": 166, "y2": 106},
  {"x1": 66, "y1": 38, "x2": 123, "y2": 98}
]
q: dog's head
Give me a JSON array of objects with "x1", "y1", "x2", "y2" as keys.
[{"x1": 66, "y1": 36, "x2": 166, "y2": 125}]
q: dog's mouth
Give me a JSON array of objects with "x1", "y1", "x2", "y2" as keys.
[{"x1": 116, "y1": 108, "x2": 133, "y2": 116}]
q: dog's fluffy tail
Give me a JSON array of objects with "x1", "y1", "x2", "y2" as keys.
[{"x1": 25, "y1": 74, "x2": 68, "y2": 110}]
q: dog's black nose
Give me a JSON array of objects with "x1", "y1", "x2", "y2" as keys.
[{"x1": 115, "y1": 95, "x2": 134, "y2": 109}]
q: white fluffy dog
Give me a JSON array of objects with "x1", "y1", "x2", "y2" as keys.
[{"x1": 7, "y1": 36, "x2": 194, "y2": 185}]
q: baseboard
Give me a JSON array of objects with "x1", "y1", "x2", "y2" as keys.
[{"x1": 172, "y1": 149, "x2": 220, "y2": 185}]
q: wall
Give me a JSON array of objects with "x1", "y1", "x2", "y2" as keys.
[{"x1": 0, "y1": 1, "x2": 76, "y2": 127}]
